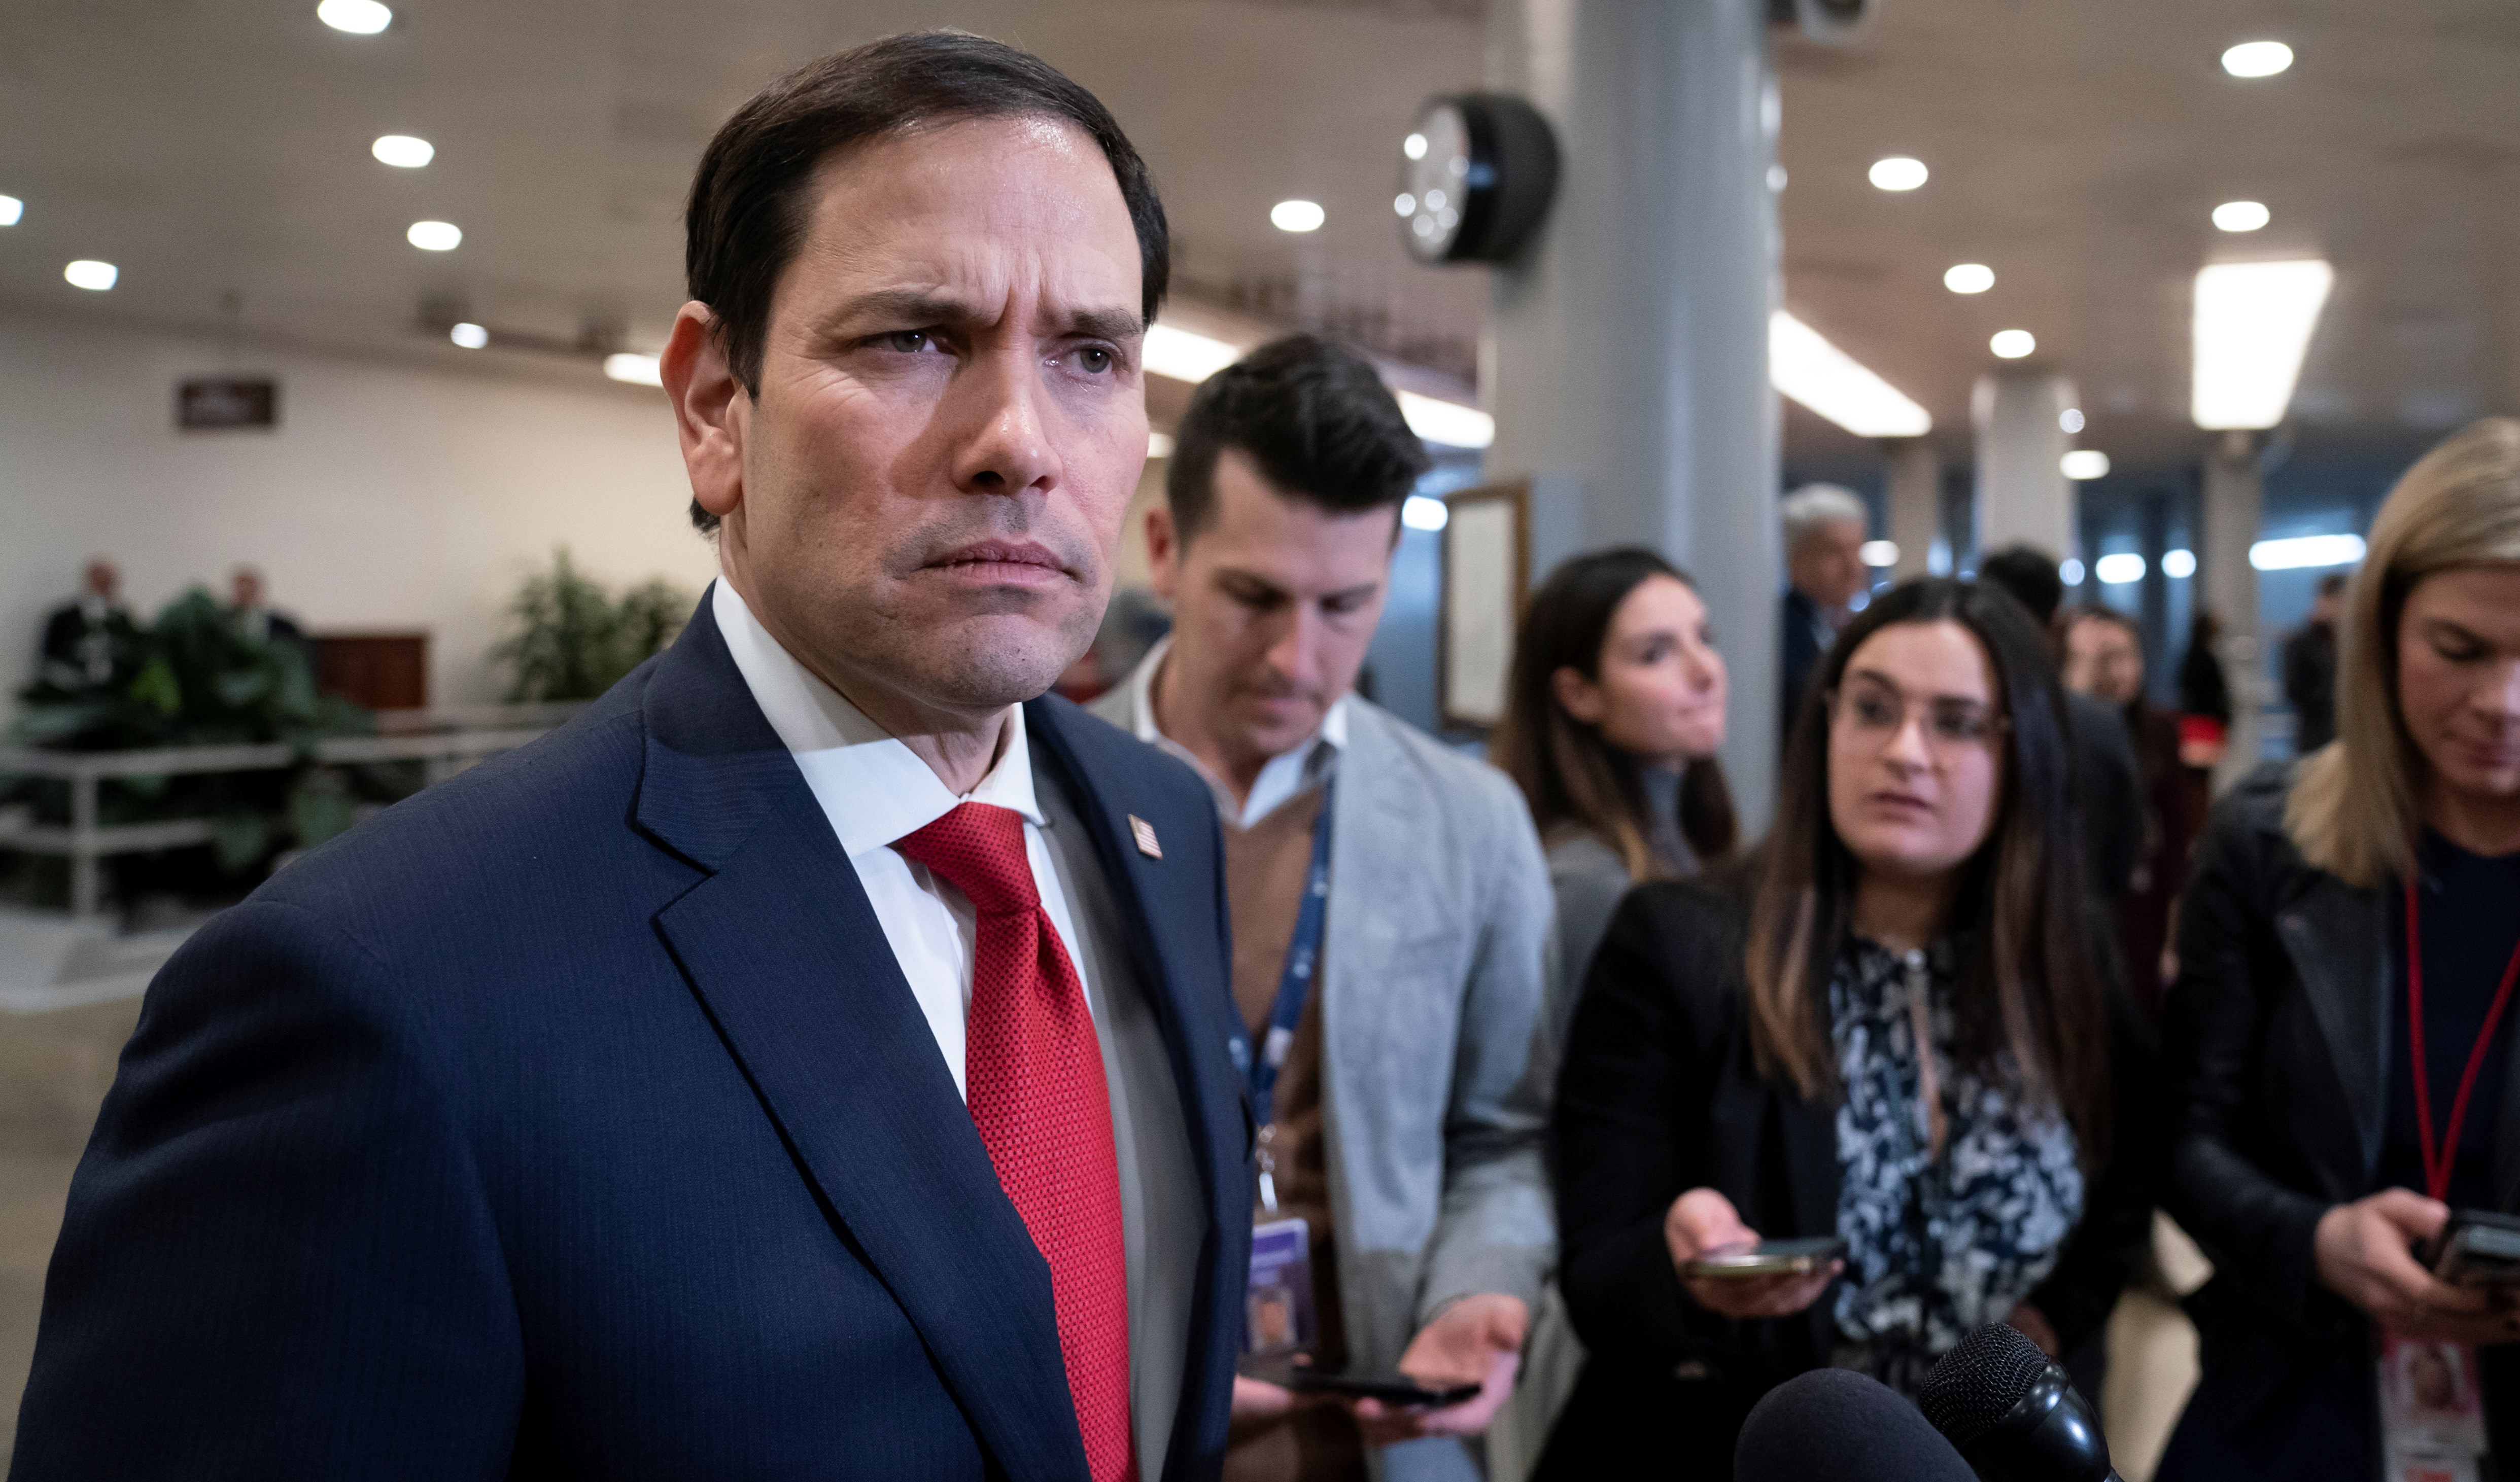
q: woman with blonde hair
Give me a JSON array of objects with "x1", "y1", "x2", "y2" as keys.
[{"x1": 2159, "y1": 417, "x2": 2520, "y2": 1478}]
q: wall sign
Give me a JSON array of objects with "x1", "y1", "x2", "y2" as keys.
[{"x1": 177, "y1": 376, "x2": 280, "y2": 431}]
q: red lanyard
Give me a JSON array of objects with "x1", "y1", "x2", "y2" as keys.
[{"x1": 2404, "y1": 871, "x2": 2520, "y2": 1202}]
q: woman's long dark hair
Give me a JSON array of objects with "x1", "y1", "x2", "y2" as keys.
[
  {"x1": 1494, "y1": 548, "x2": 1737, "y2": 880},
  {"x1": 1743, "y1": 578, "x2": 2111, "y2": 1160}
]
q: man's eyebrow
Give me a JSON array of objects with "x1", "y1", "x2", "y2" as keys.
[
  {"x1": 821, "y1": 288, "x2": 977, "y2": 331},
  {"x1": 1059, "y1": 307, "x2": 1145, "y2": 342}
]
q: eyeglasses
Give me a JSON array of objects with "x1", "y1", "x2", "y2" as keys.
[{"x1": 1826, "y1": 679, "x2": 2009, "y2": 754}]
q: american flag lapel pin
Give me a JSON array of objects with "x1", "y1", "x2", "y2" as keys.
[{"x1": 1128, "y1": 815, "x2": 1162, "y2": 859}]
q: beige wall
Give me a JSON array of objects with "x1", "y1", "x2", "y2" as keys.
[{"x1": 0, "y1": 311, "x2": 718, "y2": 709}]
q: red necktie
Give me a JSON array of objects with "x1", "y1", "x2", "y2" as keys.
[{"x1": 894, "y1": 803, "x2": 1138, "y2": 1482}]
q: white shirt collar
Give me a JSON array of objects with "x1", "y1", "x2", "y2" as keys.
[
  {"x1": 1127, "y1": 634, "x2": 1348, "y2": 829},
  {"x1": 712, "y1": 580, "x2": 1044, "y2": 856}
]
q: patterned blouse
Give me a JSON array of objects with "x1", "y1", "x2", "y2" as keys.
[{"x1": 1826, "y1": 937, "x2": 2084, "y2": 1395}]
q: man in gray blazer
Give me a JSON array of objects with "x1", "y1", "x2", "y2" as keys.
[{"x1": 1094, "y1": 335, "x2": 1555, "y2": 1482}]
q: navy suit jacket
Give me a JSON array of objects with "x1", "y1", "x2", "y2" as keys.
[{"x1": 12, "y1": 597, "x2": 1254, "y2": 1480}]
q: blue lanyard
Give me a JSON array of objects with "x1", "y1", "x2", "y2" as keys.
[{"x1": 1248, "y1": 780, "x2": 1334, "y2": 1130}]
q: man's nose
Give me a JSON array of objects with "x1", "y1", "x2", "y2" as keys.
[
  {"x1": 1263, "y1": 605, "x2": 1323, "y2": 689},
  {"x1": 949, "y1": 344, "x2": 1060, "y2": 497}
]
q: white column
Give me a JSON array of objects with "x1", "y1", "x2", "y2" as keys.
[
  {"x1": 1486, "y1": 0, "x2": 1782, "y2": 827},
  {"x1": 1972, "y1": 372, "x2": 2077, "y2": 561},
  {"x1": 1885, "y1": 438, "x2": 1942, "y2": 582},
  {"x1": 2202, "y1": 430, "x2": 2264, "y2": 788}
]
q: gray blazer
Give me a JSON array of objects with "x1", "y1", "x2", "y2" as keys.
[{"x1": 1093, "y1": 674, "x2": 1559, "y2": 1451}]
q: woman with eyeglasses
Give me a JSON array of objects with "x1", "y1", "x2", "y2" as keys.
[
  {"x1": 2155, "y1": 419, "x2": 2520, "y2": 1480},
  {"x1": 1533, "y1": 578, "x2": 2155, "y2": 1480}
]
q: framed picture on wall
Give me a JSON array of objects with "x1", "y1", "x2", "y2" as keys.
[{"x1": 1437, "y1": 479, "x2": 1531, "y2": 732}]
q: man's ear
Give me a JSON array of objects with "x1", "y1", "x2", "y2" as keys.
[
  {"x1": 1145, "y1": 504, "x2": 1182, "y2": 603},
  {"x1": 663, "y1": 301, "x2": 745, "y2": 524}
]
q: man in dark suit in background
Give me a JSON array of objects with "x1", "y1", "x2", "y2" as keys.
[
  {"x1": 14, "y1": 32, "x2": 1251, "y2": 1482},
  {"x1": 1776, "y1": 484, "x2": 1872, "y2": 748},
  {"x1": 37, "y1": 557, "x2": 133, "y2": 687}
]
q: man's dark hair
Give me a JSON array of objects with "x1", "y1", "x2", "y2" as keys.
[
  {"x1": 1977, "y1": 544, "x2": 2067, "y2": 626},
  {"x1": 682, "y1": 30, "x2": 1170, "y2": 533},
  {"x1": 2067, "y1": 604, "x2": 2143, "y2": 646},
  {"x1": 1165, "y1": 334, "x2": 1431, "y2": 541}
]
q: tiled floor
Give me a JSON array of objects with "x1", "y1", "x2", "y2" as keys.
[{"x1": 0, "y1": 987, "x2": 2213, "y2": 1471}]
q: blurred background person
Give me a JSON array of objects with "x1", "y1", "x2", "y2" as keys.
[
  {"x1": 1976, "y1": 544, "x2": 2145, "y2": 905},
  {"x1": 2179, "y1": 609, "x2": 2235, "y2": 775},
  {"x1": 1095, "y1": 334, "x2": 1554, "y2": 1482},
  {"x1": 2158, "y1": 418, "x2": 2520, "y2": 1479},
  {"x1": 1777, "y1": 484, "x2": 1871, "y2": 750},
  {"x1": 2284, "y1": 570, "x2": 2350, "y2": 755},
  {"x1": 1539, "y1": 578, "x2": 2154, "y2": 1480},
  {"x1": 225, "y1": 564, "x2": 304, "y2": 650},
  {"x1": 1495, "y1": 547, "x2": 1738, "y2": 1015},
  {"x1": 2064, "y1": 606, "x2": 2201, "y2": 1020},
  {"x1": 38, "y1": 557, "x2": 132, "y2": 687}
]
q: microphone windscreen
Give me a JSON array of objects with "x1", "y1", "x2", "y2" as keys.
[
  {"x1": 1918, "y1": 1324, "x2": 2051, "y2": 1449},
  {"x1": 1736, "y1": 1369, "x2": 1977, "y2": 1482}
]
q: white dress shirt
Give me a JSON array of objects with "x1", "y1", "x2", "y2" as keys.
[
  {"x1": 712, "y1": 581, "x2": 1195, "y2": 1476},
  {"x1": 1124, "y1": 636, "x2": 1347, "y2": 828}
]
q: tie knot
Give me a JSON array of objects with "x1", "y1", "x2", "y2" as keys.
[{"x1": 893, "y1": 802, "x2": 1040, "y2": 915}]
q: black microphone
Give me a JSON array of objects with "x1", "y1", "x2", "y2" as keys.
[
  {"x1": 1736, "y1": 1368, "x2": 1978, "y2": 1482},
  {"x1": 1918, "y1": 1324, "x2": 2120, "y2": 1482}
]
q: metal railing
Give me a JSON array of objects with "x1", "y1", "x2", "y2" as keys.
[{"x1": 0, "y1": 707, "x2": 580, "y2": 919}]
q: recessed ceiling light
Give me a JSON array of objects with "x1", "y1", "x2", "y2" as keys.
[
  {"x1": 450, "y1": 322, "x2": 489, "y2": 349},
  {"x1": 2221, "y1": 41, "x2": 2293, "y2": 78},
  {"x1": 1393, "y1": 192, "x2": 1416, "y2": 217},
  {"x1": 1944, "y1": 263, "x2": 1994, "y2": 294},
  {"x1": 2213, "y1": 200, "x2": 2270, "y2": 232},
  {"x1": 64, "y1": 260, "x2": 117, "y2": 291},
  {"x1": 1271, "y1": 199, "x2": 1325, "y2": 233},
  {"x1": 1869, "y1": 156, "x2": 1928, "y2": 191},
  {"x1": 2062, "y1": 450, "x2": 2112, "y2": 480},
  {"x1": 372, "y1": 134, "x2": 434, "y2": 168},
  {"x1": 2161, "y1": 549, "x2": 2197, "y2": 579},
  {"x1": 2060, "y1": 557, "x2": 2086, "y2": 586},
  {"x1": 1402, "y1": 132, "x2": 1428, "y2": 161},
  {"x1": 603, "y1": 352, "x2": 663, "y2": 386},
  {"x1": 0, "y1": 195, "x2": 21, "y2": 227},
  {"x1": 1859, "y1": 540, "x2": 1900, "y2": 567},
  {"x1": 406, "y1": 220, "x2": 461, "y2": 251},
  {"x1": 1989, "y1": 329, "x2": 2036, "y2": 359},
  {"x1": 316, "y1": 0, "x2": 392, "y2": 34},
  {"x1": 1401, "y1": 495, "x2": 1450, "y2": 533},
  {"x1": 2059, "y1": 407, "x2": 2085, "y2": 433}
]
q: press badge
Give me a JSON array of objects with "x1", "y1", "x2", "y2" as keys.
[
  {"x1": 1245, "y1": 1218, "x2": 1317, "y2": 1357},
  {"x1": 2378, "y1": 1333, "x2": 2490, "y2": 1482}
]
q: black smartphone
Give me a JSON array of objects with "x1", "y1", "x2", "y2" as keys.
[
  {"x1": 2426, "y1": 1209, "x2": 2520, "y2": 1288},
  {"x1": 1236, "y1": 1355, "x2": 1481, "y2": 1409}
]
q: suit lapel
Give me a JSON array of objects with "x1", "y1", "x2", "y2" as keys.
[
  {"x1": 635, "y1": 598, "x2": 1083, "y2": 1482},
  {"x1": 1025, "y1": 696, "x2": 1245, "y2": 1480},
  {"x1": 2274, "y1": 872, "x2": 2392, "y2": 1187}
]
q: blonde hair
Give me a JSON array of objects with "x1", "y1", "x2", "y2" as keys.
[{"x1": 2288, "y1": 417, "x2": 2520, "y2": 885}]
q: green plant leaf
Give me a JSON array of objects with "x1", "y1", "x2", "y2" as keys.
[
  {"x1": 208, "y1": 810, "x2": 271, "y2": 872},
  {"x1": 128, "y1": 657, "x2": 182, "y2": 716}
]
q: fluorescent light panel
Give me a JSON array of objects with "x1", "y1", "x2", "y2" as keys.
[
  {"x1": 1143, "y1": 322, "x2": 1494, "y2": 448},
  {"x1": 603, "y1": 352, "x2": 662, "y2": 386},
  {"x1": 1859, "y1": 540, "x2": 1900, "y2": 567},
  {"x1": 1396, "y1": 390, "x2": 1494, "y2": 449},
  {"x1": 0, "y1": 195, "x2": 21, "y2": 227},
  {"x1": 2251, "y1": 533, "x2": 2363, "y2": 570},
  {"x1": 2192, "y1": 259, "x2": 2332, "y2": 430},
  {"x1": 1769, "y1": 311, "x2": 1932, "y2": 438}
]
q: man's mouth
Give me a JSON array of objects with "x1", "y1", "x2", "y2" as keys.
[{"x1": 924, "y1": 540, "x2": 1071, "y2": 583}]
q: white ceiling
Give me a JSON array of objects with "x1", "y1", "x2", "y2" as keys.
[{"x1": 3, "y1": 1, "x2": 2513, "y2": 473}]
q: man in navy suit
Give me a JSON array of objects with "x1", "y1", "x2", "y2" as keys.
[{"x1": 13, "y1": 32, "x2": 1251, "y2": 1481}]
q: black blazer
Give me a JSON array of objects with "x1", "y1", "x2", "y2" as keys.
[
  {"x1": 2160, "y1": 768, "x2": 2519, "y2": 1471},
  {"x1": 13, "y1": 592, "x2": 1255, "y2": 1481},
  {"x1": 1538, "y1": 876, "x2": 2156, "y2": 1480}
]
